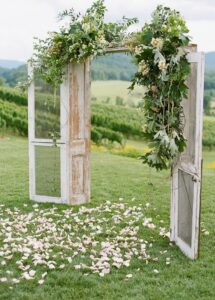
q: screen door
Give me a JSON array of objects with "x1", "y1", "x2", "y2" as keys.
[
  {"x1": 170, "y1": 49, "x2": 205, "y2": 259},
  {"x1": 28, "y1": 66, "x2": 69, "y2": 203}
]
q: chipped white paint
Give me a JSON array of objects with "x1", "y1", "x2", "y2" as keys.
[
  {"x1": 28, "y1": 60, "x2": 91, "y2": 205},
  {"x1": 170, "y1": 46, "x2": 205, "y2": 259}
]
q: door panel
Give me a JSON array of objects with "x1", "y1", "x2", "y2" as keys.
[
  {"x1": 35, "y1": 145, "x2": 61, "y2": 197},
  {"x1": 29, "y1": 61, "x2": 91, "y2": 205},
  {"x1": 178, "y1": 169, "x2": 194, "y2": 247},
  {"x1": 170, "y1": 49, "x2": 205, "y2": 259},
  {"x1": 28, "y1": 66, "x2": 69, "y2": 204},
  {"x1": 34, "y1": 73, "x2": 61, "y2": 140}
]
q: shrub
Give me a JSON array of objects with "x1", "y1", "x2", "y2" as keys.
[
  {"x1": 92, "y1": 126, "x2": 123, "y2": 144},
  {"x1": 91, "y1": 103, "x2": 143, "y2": 137},
  {"x1": 0, "y1": 99, "x2": 28, "y2": 135},
  {"x1": 0, "y1": 87, "x2": 27, "y2": 106},
  {"x1": 203, "y1": 117, "x2": 215, "y2": 149}
]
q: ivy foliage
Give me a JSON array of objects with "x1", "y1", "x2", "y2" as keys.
[
  {"x1": 31, "y1": 0, "x2": 137, "y2": 86},
  {"x1": 127, "y1": 5, "x2": 191, "y2": 170}
]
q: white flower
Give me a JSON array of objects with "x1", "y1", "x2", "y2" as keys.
[
  {"x1": 135, "y1": 46, "x2": 142, "y2": 55},
  {"x1": 74, "y1": 265, "x2": 81, "y2": 270},
  {"x1": 99, "y1": 36, "x2": 107, "y2": 46},
  {"x1": 42, "y1": 272, "x2": 47, "y2": 278},
  {"x1": 138, "y1": 60, "x2": 149, "y2": 76},
  {"x1": 29, "y1": 270, "x2": 36, "y2": 277},
  {"x1": 38, "y1": 279, "x2": 44, "y2": 285},
  {"x1": 151, "y1": 38, "x2": 163, "y2": 50},
  {"x1": 59, "y1": 264, "x2": 65, "y2": 269},
  {"x1": 158, "y1": 60, "x2": 167, "y2": 71},
  {"x1": 0, "y1": 277, "x2": 7, "y2": 282},
  {"x1": 22, "y1": 272, "x2": 33, "y2": 280},
  {"x1": 82, "y1": 22, "x2": 91, "y2": 33},
  {"x1": 126, "y1": 274, "x2": 133, "y2": 278},
  {"x1": 12, "y1": 278, "x2": 20, "y2": 284}
]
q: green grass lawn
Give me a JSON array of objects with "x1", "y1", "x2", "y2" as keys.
[{"x1": 0, "y1": 136, "x2": 215, "y2": 300}]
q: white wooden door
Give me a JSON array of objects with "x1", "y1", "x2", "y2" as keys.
[
  {"x1": 28, "y1": 65, "x2": 70, "y2": 204},
  {"x1": 170, "y1": 49, "x2": 205, "y2": 259}
]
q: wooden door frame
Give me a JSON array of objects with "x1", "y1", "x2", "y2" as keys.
[{"x1": 170, "y1": 49, "x2": 205, "y2": 259}]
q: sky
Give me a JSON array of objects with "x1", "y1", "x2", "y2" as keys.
[{"x1": 0, "y1": 0, "x2": 215, "y2": 62}]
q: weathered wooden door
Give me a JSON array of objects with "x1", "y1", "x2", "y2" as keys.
[
  {"x1": 68, "y1": 61, "x2": 91, "y2": 205},
  {"x1": 28, "y1": 61, "x2": 91, "y2": 205},
  {"x1": 28, "y1": 65, "x2": 70, "y2": 204},
  {"x1": 170, "y1": 47, "x2": 205, "y2": 259}
]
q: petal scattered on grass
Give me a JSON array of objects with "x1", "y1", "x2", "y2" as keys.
[{"x1": 0, "y1": 199, "x2": 183, "y2": 285}]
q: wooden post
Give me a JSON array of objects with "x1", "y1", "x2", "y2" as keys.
[{"x1": 68, "y1": 60, "x2": 91, "y2": 205}]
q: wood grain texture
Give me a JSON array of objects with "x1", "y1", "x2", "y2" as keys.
[{"x1": 68, "y1": 60, "x2": 91, "y2": 205}]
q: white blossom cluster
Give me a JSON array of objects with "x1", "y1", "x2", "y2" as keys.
[
  {"x1": 138, "y1": 60, "x2": 150, "y2": 76},
  {"x1": 0, "y1": 200, "x2": 171, "y2": 287},
  {"x1": 151, "y1": 38, "x2": 163, "y2": 50}
]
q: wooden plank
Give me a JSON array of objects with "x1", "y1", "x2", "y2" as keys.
[
  {"x1": 106, "y1": 47, "x2": 129, "y2": 53},
  {"x1": 105, "y1": 44, "x2": 197, "y2": 54},
  {"x1": 69, "y1": 64, "x2": 85, "y2": 140},
  {"x1": 28, "y1": 63, "x2": 35, "y2": 200},
  {"x1": 72, "y1": 156, "x2": 84, "y2": 194},
  {"x1": 69, "y1": 60, "x2": 91, "y2": 205},
  {"x1": 84, "y1": 59, "x2": 91, "y2": 202}
]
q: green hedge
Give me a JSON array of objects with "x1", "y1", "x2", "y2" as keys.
[
  {"x1": 92, "y1": 126, "x2": 123, "y2": 144},
  {"x1": 0, "y1": 99, "x2": 28, "y2": 135},
  {"x1": 0, "y1": 87, "x2": 27, "y2": 106},
  {"x1": 91, "y1": 103, "x2": 143, "y2": 137},
  {"x1": 2, "y1": 87, "x2": 215, "y2": 149},
  {"x1": 0, "y1": 88, "x2": 144, "y2": 143},
  {"x1": 203, "y1": 117, "x2": 215, "y2": 149}
]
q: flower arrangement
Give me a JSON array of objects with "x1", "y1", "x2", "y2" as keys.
[
  {"x1": 30, "y1": 2, "x2": 191, "y2": 171},
  {"x1": 127, "y1": 5, "x2": 191, "y2": 170},
  {"x1": 31, "y1": 0, "x2": 137, "y2": 86}
]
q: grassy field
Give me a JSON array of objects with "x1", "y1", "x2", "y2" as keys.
[
  {"x1": 0, "y1": 136, "x2": 215, "y2": 300},
  {"x1": 91, "y1": 80, "x2": 145, "y2": 105}
]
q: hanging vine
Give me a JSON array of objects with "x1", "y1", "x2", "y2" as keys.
[{"x1": 127, "y1": 6, "x2": 191, "y2": 170}]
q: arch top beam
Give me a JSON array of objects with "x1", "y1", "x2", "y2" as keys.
[
  {"x1": 105, "y1": 47, "x2": 129, "y2": 54},
  {"x1": 105, "y1": 44, "x2": 198, "y2": 55}
]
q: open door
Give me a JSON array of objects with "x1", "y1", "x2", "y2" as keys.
[
  {"x1": 28, "y1": 65, "x2": 70, "y2": 204},
  {"x1": 28, "y1": 61, "x2": 91, "y2": 205},
  {"x1": 170, "y1": 47, "x2": 205, "y2": 259}
]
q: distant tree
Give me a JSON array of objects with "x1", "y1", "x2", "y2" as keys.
[
  {"x1": 204, "y1": 93, "x2": 211, "y2": 115},
  {"x1": 0, "y1": 77, "x2": 5, "y2": 86}
]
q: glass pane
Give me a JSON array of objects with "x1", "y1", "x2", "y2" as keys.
[
  {"x1": 178, "y1": 169, "x2": 194, "y2": 246},
  {"x1": 34, "y1": 73, "x2": 60, "y2": 139},
  {"x1": 35, "y1": 145, "x2": 61, "y2": 197},
  {"x1": 181, "y1": 62, "x2": 197, "y2": 164}
]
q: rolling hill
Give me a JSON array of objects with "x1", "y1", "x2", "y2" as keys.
[
  {"x1": 0, "y1": 59, "x2": 25, "y2": 69},
  {"x1": 0, "y1": 52, "x2": 214, "y2": 87},
  {"x1": 205, "y1": 52, "x2": 215, "y2": 69}
]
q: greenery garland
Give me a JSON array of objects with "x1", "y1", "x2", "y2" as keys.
[
  {"x1": 30, "y1": 1, "x2": 191, "y2": 171},
  {"x1": 31, "y1": 0, "x2": 137, "y2": 86},
  {"x1": 127, "y1": 5, "x2": 191, "y2": 170}
]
